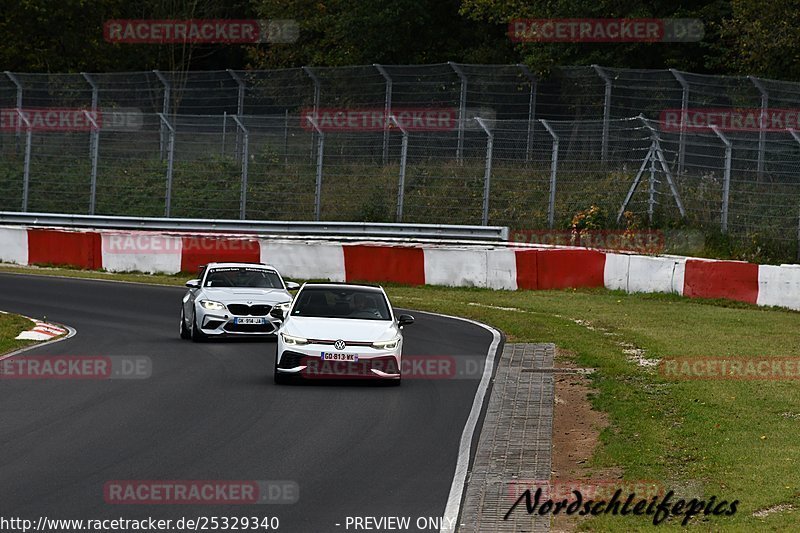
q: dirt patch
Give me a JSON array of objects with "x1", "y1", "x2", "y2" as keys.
[{"x1": 550, "y1": 348, "x2": 618, "y2": 532}]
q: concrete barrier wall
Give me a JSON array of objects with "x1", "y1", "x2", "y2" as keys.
[{"x1": 8, "y1": 226, "x2": 800, "y2": 312}]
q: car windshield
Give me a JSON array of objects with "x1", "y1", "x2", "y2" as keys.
[
  {"x1": 204, "y1": 267, "x2": 284, "y2": 289},
  {"x1": 291, "y1": 288, "x2": 391, "y2": 320}
]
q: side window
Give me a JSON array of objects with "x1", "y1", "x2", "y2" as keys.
[{"x1": 198, "y1": 265, "x2": 206, "y2": 281}]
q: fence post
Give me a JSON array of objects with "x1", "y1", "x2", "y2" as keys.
[
  {"x1": 592, "y1": 65, "x2": 611, "y2": 162},
  {"x1": 475, "y1": 117, "x2": 493, "y2": 226},
  {"x1": 518, "y1": 64, "x2": 537, "y2": 163},
  {"x1": 305, "y1": 115, "x2": 325, "y2": 221},
  {"x1": 388, "y1": 115, "x2": 408, "y2": 222},
  {"x1": 5, "y1": 72, "x2": 23, "y2": 154},
  {"x1": 710, "y1": 125, "x2": 732, "y2": 233},
  {"x1": 153, "y1": 70, "x2": 170, "y2": 160},
  {"x1": 749, "y1": 76, "x2": 768, "y2": 180},
  {"x1": 789, "y1": 128, "x2": 800, "y2": 261},
  {"x1": 232, "y1": 116, "x2": 249, "y2": 220},
  {"x1": 375, "y1": 64, "x2": 392, "y2": 165},
  {"x1": 158, "y1": 113, "x2": 175, "y2": 217},
  {"x1": 449, "y1": 62, "x2": 467, "y2": 163},
  {"x1": 14, "y1": 109, "x2": 32, "y2": 212},
  {"x1": 540, "y1": 119, "x2": 559, "y2": 229},
  {"x1": 302, "y1": 66, "x2": 321, "y2": 163},
  {"x1": 227, "y1": 69, "x2": 246, "y2": 159},
  {"x1": 83, "y1": 110, "x2": 100, "y2": 215},
  {"x1": 82, "y1": 72, "x2": 100, "y2": 163},
  {"x1": 670, "y1": 69, "x2": 689, "y2": 174}
]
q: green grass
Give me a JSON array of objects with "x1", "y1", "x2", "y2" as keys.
[
  {"x1": 1, "y1": 264, "x2": 799, "y2": 529},
  {"x1": 0, "y1": 311, "x2": 37, "y2": 356}
]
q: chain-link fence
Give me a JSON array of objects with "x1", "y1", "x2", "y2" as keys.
[{"x1": 3, "y1": 64, "x2": 800, "y2": 259}]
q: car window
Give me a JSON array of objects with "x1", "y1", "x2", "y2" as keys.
[
  {"x1": 203, "y1": 267, "x2": 284, "y2": 288},
  {"x1": 291, "y1": 288, "x2": 391, "y2": 320}
]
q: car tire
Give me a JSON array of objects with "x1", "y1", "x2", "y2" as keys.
[
  {"x1": 191, "y1": 311, "x2": 207, "y2": 343},
  {"x1": 180, "y1": 308, "x2": 191, "y2": 340}
]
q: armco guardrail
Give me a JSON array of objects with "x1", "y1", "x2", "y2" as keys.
[{"x1": 0, "y1": 212, "x2": 509, "y2": 242}]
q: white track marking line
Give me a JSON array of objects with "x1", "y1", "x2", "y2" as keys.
[{"x1": 406, "y1": 309, "x2": 502, "y2": 533}]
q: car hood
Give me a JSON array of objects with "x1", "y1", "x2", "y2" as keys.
[
  {"x1": 200, "y1": 287, "x2": 291, "y2": 303},
  {"x1": 283, "y1": 316, "x2": 397, "y2": 342}
]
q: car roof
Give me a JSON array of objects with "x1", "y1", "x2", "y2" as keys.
[
  {"x1": 203, "y1": 262, "x2": 278, "y2": 270},
  {"x1": 300, "y1": 282, "x2": 384, "y2": 292}
]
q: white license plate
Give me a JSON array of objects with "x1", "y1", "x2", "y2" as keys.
[
  {"x1": 234, "y1": 317, "x2": 265, "y2": 325},
  {"x1": 321, "y1": 352, "x2": 358, "y2": 362}
]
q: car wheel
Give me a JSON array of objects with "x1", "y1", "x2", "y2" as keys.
[
  {"x1": 179, "y1": 308, "x2": 191, "y2": 339},
  {"x1": 191, "y1": 311, "x2": 207, "y2": 343}
]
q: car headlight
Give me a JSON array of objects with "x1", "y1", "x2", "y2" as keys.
[
  {"x1": 277, "y1": 301, "x2": 292, "y2": 312},
  {"x1": 199, "y1": 300, "x2": 226, "y2": 311},
  {"x1": 372, "y1": 336, "x2": 401, "y2": 350},
  {"x1": 281, "y1": 333, "x2": 309, "y2": 346}
]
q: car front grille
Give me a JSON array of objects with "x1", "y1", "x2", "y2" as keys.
[
  {"x1": 278, "y1": 350, "x2": 307, "y2": 369},
  {"x1": 227, "y1": 304, "x2": 272, "y2": 316}
]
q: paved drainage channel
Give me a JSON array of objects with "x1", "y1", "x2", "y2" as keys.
[{"x1": 458, "y1": 343, "x2": 557, "y2": 533}]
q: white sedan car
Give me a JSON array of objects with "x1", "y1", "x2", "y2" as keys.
[
  {"x1": 180, "y1": 262, "x2": 299, "y2": 341},
  {"x1": 272, "y1": 283, "x2": 414, "y2": 384}
]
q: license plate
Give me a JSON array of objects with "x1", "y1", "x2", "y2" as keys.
[
  {"x1": 234, "y1": 317, "x2": 265, "y2": 325},
  {"x1": 321, "y1": 352, "x2": 358, "y2": 362}
]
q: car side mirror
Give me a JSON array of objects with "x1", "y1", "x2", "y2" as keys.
[
  {"x1": 270, "y1": 307, "x2": 285, "y2": 320},
  {"x1": 398, "y1": 314, "x2": 414, "y2": 327},
  {"x1": 285, "y1": 281, "x2": 300, "y2": 290},
  {"x1": 185, "y1": 279, "x2": 200, "y2": 289}
]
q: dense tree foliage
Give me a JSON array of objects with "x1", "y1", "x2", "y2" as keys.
[{"x1": 0, "y1": 0, "x2": 797, "y2": 82}]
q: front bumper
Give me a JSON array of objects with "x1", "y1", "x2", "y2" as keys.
[
  {"x1": 197, "y1": 308, "x2": 280, "y2": 336},
  {"x1": 276, "y1": 345, "x2": 402, "y2": 380}
]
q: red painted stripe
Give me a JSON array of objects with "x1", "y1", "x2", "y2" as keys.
[
  {"x1": 684, "y1": 259, "x2": 759, "y2": 304},
  {"x1": 179, "y1": 236, "x2": 261, "y2": 273},
  {"x1": 343, "y1": 245, "x2": 425, "y2": 285},
  {"x1": 514, "y1": 249, "x2": 539, "y2": 290},
  {"x1": 537, "y1": 249, "x2": 606, "y2": 289},
  {"x1": 27, "y1": 229, "x2": 102, "y2": 269}
]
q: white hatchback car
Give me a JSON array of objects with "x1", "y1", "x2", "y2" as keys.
[
  {"x1": 272, "y1": 283, "x2": 414, "y2": 384},
  {"x1": 180, "y1": 262, "x2": 299, "y2": 341}
]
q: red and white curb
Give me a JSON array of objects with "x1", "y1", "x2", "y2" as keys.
[{"x1": 16, "y1": 319, "x2": 68, "y2": 341}]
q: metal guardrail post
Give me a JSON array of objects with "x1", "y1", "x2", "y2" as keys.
[
  {"x1": 232, "y1": 116, "x2": 250, "y2": 220},
  {"x1": 5, "y1": 72, "x2": 23, "y2": 154},
  {"x1": 475, "y1": 117, "x2": 493, "y2": 226},
  {"x1": 303, "y1": 66, "x2": 321, "y2": 163},
  {"x1": 711, "y1": 125, "x2": 732, "y2": 233},
  {"x1": 83, "y1": 110, "x2": 101, "y2": 215},
  {"x1": 305, "y1": 115, "x2": 325, "y2": 221},
  {"x1": 750, "y1": 76, "x2": 768, "y2": 180},
  {"x1": 228, "y1": 69, "x2": 246, "y2": 159},
  {"x1": 540, "y1": 119, "x2": 559, "y2": 229},
  {"x1": 449, "y1": 62, "x2": 467, "y2": 164},
  {"x1": 670, "y1": 69, "x2": 689, "y2": 174},
  {"x1": 375, "y1": 64, "x2": 392, "y2": 165},
  {"x1": 518, "y1": 64, "x2": 537, "y2": 163},
  {"x1": 157, "y1": 113, "x2": 176, "y2": 217},
  {"x1": 153, "y1": 70, "x2": 170, "y2": 160},
  {"x1": 14, "y1": 109, "x2": 32, "y2": 212},
  {"x1": 593, "y1": 65, "x2": 612, "y2": 162},
  {"x1": 388, "y1": 115, "x2": 408, "y2": 222}
]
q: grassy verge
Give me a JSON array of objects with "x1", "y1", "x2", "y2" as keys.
[
  {"x1": 1, "y1": 264, "x2": 798, "y2": 529},
  {"x1": 0, "y1": 312, "x2": 37, "y2": 356}
]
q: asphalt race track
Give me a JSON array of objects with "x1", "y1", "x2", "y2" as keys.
[{"x1": 0, "y1": 273, "x2": 496, "y2": 532}]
